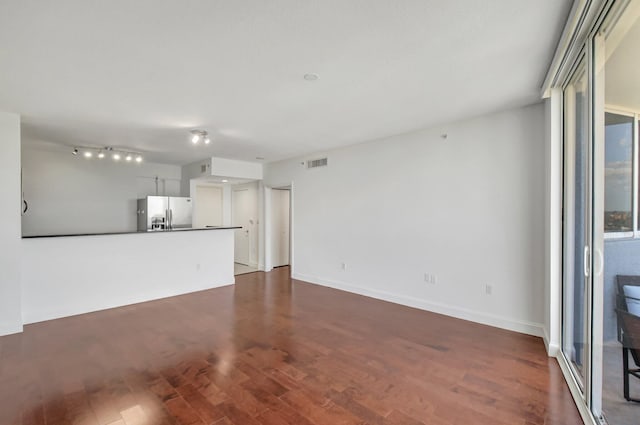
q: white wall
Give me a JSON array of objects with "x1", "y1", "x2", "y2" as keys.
[
  {"x1": 181, "y1": 158, "x2": 212, "y2": 196},
  {"x1": 222, "y1": 185, "x2": 232, "y2": 226},
  {"x1": 21, "y1": 229, "x2": 235, "y2": 324},
  {"x1": 211, "y1": 157, "x2": 263, "y2": 180},
  {"x1": 0, "y1": 111, "x2": 22, "y2": 335},
  {"x1": 21, "y1": 146, "x2": 182, "y2": 236},
  {"x1": 265, "y1": 103, "x2": 546, "y2": 336}
]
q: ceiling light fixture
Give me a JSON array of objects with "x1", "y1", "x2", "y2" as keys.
[
  {"x1": 222, "y1": 179, "x2": 228, "y2": 183},
  {"x1": 72, "y1": 145, "x2": 142, "y2": 164},
  {"x1": 190, "y1": 129, "x2": 210, "y2": 146}
]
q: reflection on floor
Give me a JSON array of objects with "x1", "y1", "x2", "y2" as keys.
[
  {"x1": 234, "y1": 262, "x2": 258, "y2": 275},
  {"x1": 602, "y1": 343, "x2": 640, "y2": 425}
]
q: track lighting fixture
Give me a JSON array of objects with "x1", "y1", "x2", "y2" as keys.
[
  {"x1": 72, "y1": 146, "x2": 142, "y2": 164},
  {"x1": 190, "y1": 129, "x2": 211, "y2": 145}
]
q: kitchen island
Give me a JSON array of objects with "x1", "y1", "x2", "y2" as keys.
[
  {"x1": 22, "y1": 225, "x2": 240, "y2": 238},
  {"x1": 21, "y1": 226, "x2": 240, "y2": 324}
]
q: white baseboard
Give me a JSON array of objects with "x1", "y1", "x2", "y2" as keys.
[
  {"x1": 543, "y1": 327, "x2": 560, "y2": 356},
  {"x1": 0, "y1": 322, "x2": 23, "y2": 337},
  {"x1": 293, "y1": 272, "x2": 544, "y2": 337}
]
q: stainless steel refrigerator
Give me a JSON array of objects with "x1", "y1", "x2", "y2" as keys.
[{"x1": 137, "y1": 196, "x2": 192, "y2": 231}]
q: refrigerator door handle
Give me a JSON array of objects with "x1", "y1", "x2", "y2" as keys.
[{"x1": 169, "y1": 209, "x2": 173, "y2": 229}]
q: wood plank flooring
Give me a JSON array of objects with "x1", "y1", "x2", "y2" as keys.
[{"x1": 0, "y1": 267, "x2": 582, "y2": 424}]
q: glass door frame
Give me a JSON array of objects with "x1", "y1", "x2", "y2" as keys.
[
  {"x1": 556, "y1": 3, "x2": 614, "y2": 421},
  {"x1": 545, "y1": 1, "x2": 624, "y2": 423},
  {"x1": 560, "y1": 48, "x2": 594, "y2": 406}
]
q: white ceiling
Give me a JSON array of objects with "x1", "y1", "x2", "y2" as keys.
[{"x1": 0, "y1": 0, "x2": 571, "y2": 165}]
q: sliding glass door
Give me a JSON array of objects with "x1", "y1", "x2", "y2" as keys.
[
  {"x1": 562, "y1": 56, "x2": 592, "y2": 394},
  {"x1": 555, "y1": 2, "x2": 640, "y2": 422}
]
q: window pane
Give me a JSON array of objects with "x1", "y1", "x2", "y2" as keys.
[{"x1": 604, "y1": 112, "x2": 633, "y2": 232}]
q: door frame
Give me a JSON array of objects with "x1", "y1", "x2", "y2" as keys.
[
  {"x1": 549, "y1": 1, "x2": 618, "y2": 423},
  {"x1": 270, "y1": 188, "x2": 291, "y2": 268},
  {"x1": 264, "y1": 182, "x2": 294, "y2": 277},
  {"x1": 560, "y1": 49, "x2": 594, "y2": 403}
]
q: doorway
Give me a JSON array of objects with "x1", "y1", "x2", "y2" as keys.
[
  {"x1": 233, "y1": 188, "x2": 251, "y2": 266},
  {"x1": 271, "y1": 188, "x2": 290, "y2": 268},
  {"x1": 557, "y1": 2, "x2": 640, "y2": 422},
  {"x1": 232, "y1": 182, "x2": 259, "y2": 275}
]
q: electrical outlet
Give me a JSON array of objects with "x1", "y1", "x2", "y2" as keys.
[
  {"x1": 424, "y1": 273, "x2": 437, "y2": 284},
  {"x1": 341, "y1": 262, "x2": 347, "y2": 271},
  {"x1": 485, "y1": 284, "x2": 492, "y2": 295},
  {"x1": 196, "y1": 263, "x2": 201, "y2": 271}
]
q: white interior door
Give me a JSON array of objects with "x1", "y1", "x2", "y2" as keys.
[
  {"x1": 271, "y1": 189, "x2": 290, "y2": 267},
  {"x1": 233, "y1": 188, "x2": 251, "y2": 265},
  {"x1": 194, "y1": 185, "x2": 222, "y2": 228}
]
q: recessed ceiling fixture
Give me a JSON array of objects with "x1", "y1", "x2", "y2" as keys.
[
  {"x1": 190, "y1": 129, "x2": 211, "y2": 145},
  {"x1": 222, "y1": 179, "x2": 228, "y2": 183},
  {"x1": 72, "y1": 146, "x2": 142, "y2": 164},
  {"x1": 303, "y1": 73, "x2": 319, "y2": 81}
]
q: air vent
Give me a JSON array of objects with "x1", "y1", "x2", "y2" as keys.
[{"x1": 307, "y1": 157, "x2": 328, "y2": 169}]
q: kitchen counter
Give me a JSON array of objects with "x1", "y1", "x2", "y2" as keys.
[
  {"x1": 22, "y1": 226, "x2": 241, "y2": 239},
  {"x1": 22, "y1": 227, "x2": 237, "y2": 323}
]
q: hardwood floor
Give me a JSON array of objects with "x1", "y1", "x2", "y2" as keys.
[{"x1": 0, "y1": 267, "x2": 582, "y2": 425}]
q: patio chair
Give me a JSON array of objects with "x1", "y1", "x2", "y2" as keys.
[
  {"x1": 617, "y1": 275, "x2": 640, "y2": 307},
  {"x1": 616, "y1": 275, "x2": 640, "y2": 340},
  {"x1": 617, "y1": 308, "x2": 640, "y2": 402}
]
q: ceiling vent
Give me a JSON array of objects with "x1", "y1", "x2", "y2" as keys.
[{"x1": 307, "y1": 157, "x2": 328, "y2": 169}]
